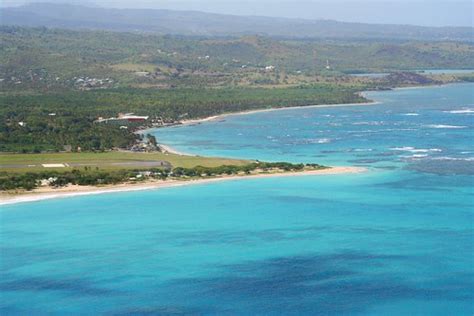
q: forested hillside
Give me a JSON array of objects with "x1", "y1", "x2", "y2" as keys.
[
  {"x1": 1, "y1": 26, "x2": 473, "y2": 92},
  {"x1": 2, "y1": 3, "x2": 473, "y2": 41}
]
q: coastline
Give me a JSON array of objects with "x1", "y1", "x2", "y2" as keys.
[
  {"x1": 145, "y1": 100, "x2": 379, "y2": 155},
  {"x1": 158, "y1": 143, "x2": 191, "y2": 156},
  {"x1": 0, "y1": 166, "x2": 366, "y2": 206},
  {"x1": 160, "y1": 81, "x2": 470, "y2": 135},
  {"x1": 178, "y1": 100, "x2": 379, "y2": 127},
  {"x1": 143, "y1": 82, "x2": 469, "y2": 156}
]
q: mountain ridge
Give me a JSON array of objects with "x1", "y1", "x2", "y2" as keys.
[{"x1": 2, "y1": 3, "x2": 473, "y2": 41}]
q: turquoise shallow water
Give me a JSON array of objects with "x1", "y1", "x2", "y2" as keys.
[{"x1": 1, "y1": 83, "x2": 474, "y2": 315}]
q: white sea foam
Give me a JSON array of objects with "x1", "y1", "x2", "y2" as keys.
[
  {"x1": 402, "y1": 113, "x2": 419, "y2": 116},
  {"x1": 425, "y1": 124, "x2": 467, "y2": 129},
  {"x1": 391, "y1": 146, "x2": 415, "y2": 151},
  {"x1": 348, "y1": 128, "x2": 417, "y2": 134},
  {"x1": 431, "y1": 156, "x2": 474, "y2": 161},
  {"x1": 294, "y1": 138, "x2": 333, "y2": 145},
  {"x1": 313, "y1": 138, "x2": 331, "y2": 144},
  {"x1": 400, "y1": 154, "x2": 428, "y2": 159},
  {"x1": 443, "y1": 108, "x2": 474, "y2": 114},
  {"x1": 352, "y1": 121, "x2": 384, "y2": 126},
  {"x1": 390, "y1": 147, "x2": 442, "y2": 153},
  {"x1": 383, "y1": 128, "x2": 418, "y2": 132}
]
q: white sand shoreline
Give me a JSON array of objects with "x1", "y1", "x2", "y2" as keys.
[
  {"x1": 179, "y1": 100, "x2": 379, "y2": 127},
  {"x1": 0, "y1": 167, "x2": 366, "y2": 206},
  {"x1": 2, "y1": 100, "x2": 376, "y2": 206},
  {"x1": 157, "y1": 143, "x2": 191, "y2": 156}
]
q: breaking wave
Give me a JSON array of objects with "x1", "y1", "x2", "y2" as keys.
[
  {"x1": 350, "y1": 148, "x2": 374, "y2": 152},
  {"x1": 352, "y1": 121, "x2": 385, "y2": 126},
  {"x1": 400, "y1": 154, "x2": 429, "y2": 159},
  {"x1": 313, "y1": 138, "x2": 331, "y2": 144},
  {"x1": 425, "y1": 124, "x2": 467, "y2": 129},
  {"x1": 443, "y1": 108, "x2": 474, "y2": 114},
  {"x1": 431, "y1": 156, "x2": 474, "y2": 161},
  {"x1": 390, "y1": 147, "x2": 442, "y2": 153}
]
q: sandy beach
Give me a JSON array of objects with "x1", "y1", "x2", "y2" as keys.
[
  {"x1": 0, "y1": 166, "x2": 365, "y2": 206},
  {"x1": 158, "y1": 143, "x2": 193, "y2": 155},
  {"x1": 178, "y1": 100, "x2": 378, "y2": 127},
  {"x1": 2, "y1": 101, "x2": 373, "y2": 206}
]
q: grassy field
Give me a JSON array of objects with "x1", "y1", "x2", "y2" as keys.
[
  {"x1": 0, "y1": 152, "x2": 251, "y2": 173},
  {"x1": 110, "y1": 63, "x2": 158, "y2": 72}
]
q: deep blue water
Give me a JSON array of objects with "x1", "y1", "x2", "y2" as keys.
[{"x1": 1, "y1": 83, "x2": 474, "y2": 315}]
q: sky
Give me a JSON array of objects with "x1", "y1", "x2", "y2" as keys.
[{"x1": 2, "y1": 0, "x2": 473, "y2": 27}]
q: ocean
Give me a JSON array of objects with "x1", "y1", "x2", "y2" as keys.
[{"x1": 1, "y1": 83, "x2": 473, "y2": 315}]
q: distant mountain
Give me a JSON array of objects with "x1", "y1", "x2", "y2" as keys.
[{"x1": 2, "y1": 3, "x2": 473, "y2": 41}]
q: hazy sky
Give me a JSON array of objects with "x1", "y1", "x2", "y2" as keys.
[{"x1": 2, "y1": 0, "x2": 473, "y2": 27}]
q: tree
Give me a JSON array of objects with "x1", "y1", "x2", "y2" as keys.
[{"x1": 147, "y1": 134, "x2": 158, "y2": 148}]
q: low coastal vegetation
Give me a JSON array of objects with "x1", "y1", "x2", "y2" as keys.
[
  {"x1": 171, "y1": 162, "x2": 324, "y2": 177},
  {"x1": 0, "y1": 161, "x2": 327, "y2": 191}
]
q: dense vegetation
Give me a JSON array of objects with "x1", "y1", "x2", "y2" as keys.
[
  {"x1": 0, "y1": 116, "x2": 137, "y2": 153},
  {"x1": 0, "y1": 168, "x2": 147, "y2": 191},
  {"x1": 172, "y1": 162, "x2": 323, "y2": 177},
  {"x1": 1, "y1": 26, "x2": 473, "y2": 91},
  {"x1": 1, "y1": 26, "x2": 473, "y2": 153},
  {"x1": 0, "y1": 162, "x2": 326, "y2": 191},
  {"x1": 0, "y1": 85, "x2": 365, "y2": 153}
]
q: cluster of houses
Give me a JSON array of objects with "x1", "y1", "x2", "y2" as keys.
[
  {"x1": 219, "y1": 62, "x2": 275, "y2": 71},
  {"x1": 157, "y1": 49, "x2": 179, "y2": 57},
  {"x1": 1, "y1": 70, "x2": 49, "y2": 85},
  {"x1": 73, "y1": 77, "x2": 114, "y2": 89},
  {"x1": 265, "y1": 65, "x2": 276, "y2": 71},
  {"x1": 2, "y1": 76, "x2": 22, "y2": 85},
  {"x1": 0, "y1": 69, "x2": 117, "y2": 89},
  {"x1": 95, "y1": 113, "x2": 180, "y2": 129},
  {"x1": 128, "y1": 141, "x2": 156, "y2": 152}
]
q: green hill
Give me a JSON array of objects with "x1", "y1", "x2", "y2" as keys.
[{"x1": 2, "y1": 3, "x2": 473, "y2": 41}]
